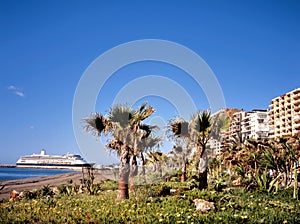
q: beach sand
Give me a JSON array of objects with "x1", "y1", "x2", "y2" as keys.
[{"x1": 0, "y1": 169, "x2": 116, "y2": 200}]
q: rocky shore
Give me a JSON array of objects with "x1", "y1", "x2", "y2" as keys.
[{"x1": 0, "y1": 169, "x2": 116, "y2": 200}]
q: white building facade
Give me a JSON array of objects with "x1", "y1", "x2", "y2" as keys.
[{"x1": 241, "y1": 110, "x2": 269, "y2": 140}]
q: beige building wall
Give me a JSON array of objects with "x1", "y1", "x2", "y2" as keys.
[{"x1": 269, "y1": 88, "x2": 300, "y2": 138}]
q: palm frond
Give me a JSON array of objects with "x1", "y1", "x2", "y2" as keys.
[
  {"x1": 108, "y1": 105, "x2": 134, "y2": 128},
  {"x1": 132, "y1": 102, "x2": 155, "y2": 122},
  {"x1": 193, "y1": 110, "x2": 211, "y2": 133},
  {"x1": 171, "y1": 119, "x2": 189, "y2": 137},
  {"x1": 83, "y1": 113, "x2": 111, "y2": 136}
]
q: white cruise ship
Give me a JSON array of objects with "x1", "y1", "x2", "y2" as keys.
[{"x1": 16, "y1": 149, "x2": 92, "y2": 169}]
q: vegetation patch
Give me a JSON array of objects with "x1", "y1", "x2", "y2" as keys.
[{"x1": 1, "y1": 181, "x2": 300, "y2": 223}]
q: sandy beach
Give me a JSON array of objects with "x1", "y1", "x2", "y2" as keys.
[{"x1": 0, "y1": 169, "x2": 116, "y2": 200}]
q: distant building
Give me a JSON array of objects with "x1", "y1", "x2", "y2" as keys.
[
  {"x1": 269, "y1": 87, "x2": 300, "y2": 138},
  {"x1": 208, "y1": 108, "x2": 243, "y2": 155},
  {"x1": 208, "y1": 138, "x2": 223, "y2": 156},
  {"x1": 209, "y1": 108, "x2": 269, "y2": 155},
  {"x1": 241, "y1": 109, "x2": 269, "y2": 140},
  {"x1": 224, "y1": 110, "x2": 244, "y2": 143}
]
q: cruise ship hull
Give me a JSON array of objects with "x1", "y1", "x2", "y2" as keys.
[
  {"x1": 16, "y1": 163, "x2": 92, "y2": 170},
  {"x1": 16, "y1": 149, "x2": 92, "y2": 170}
]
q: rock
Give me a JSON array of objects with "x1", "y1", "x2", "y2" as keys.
[
  {"x1": 52, "y1": 187, "x2": 60, "y2": 195},
  {"x1": 193, "y1": 198, "x2": 215, "y2": 213},
  {"x1": 19, "y1": 191, "x2": 24, "y2": 199},
  {"x1": 232, "y1": 178, "x2": 242, "y2": 187},
  {"x1": 9, "y1": 190, "x2": 21, "y2": 201},
  {"x1": 78, "y1": 184, "x2": 83, "y2": 194},
  {"x1": 170, "y1": 189, "x2": 177, "y2": 193},
  {"x1": 224, "y1": 187, "x2": 231, "y2": 192}
]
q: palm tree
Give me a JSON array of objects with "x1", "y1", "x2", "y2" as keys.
[
  {"x1": 189, "y1": 110, "x2": 212, "y2": 189},
  {"x1": 167, "y1": 118, "x2": 191, "y2": 182},
  {"x1": 138, "y1": 135, "x2": 162, "y2": 176},
  {"x1": 262, "y1": 137, "x2": 300, "y2": 187},
  {"x1": 83, "y1": 103, "x2": 158, "y2": 199},
  {"x1": 167, "y1": 111, "x2": 212, "y2": 188},
  {"x1": 145, "y1": 151, "x2": 168, "y2": 177}
]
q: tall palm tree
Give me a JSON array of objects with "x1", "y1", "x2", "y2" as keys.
[
  {"x1": 189, "y1": 110, "x2": 212, "y2": 189},
  {"x1": 83, "y1": 103, "x2": 158, "y2": 199},
  {"x1": 167, "y1": 111, "x2": 212, "y2": 188}
]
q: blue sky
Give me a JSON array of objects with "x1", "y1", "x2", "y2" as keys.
[{"x1": 1, "y1": 0, "x2": 299, "y2": 165}]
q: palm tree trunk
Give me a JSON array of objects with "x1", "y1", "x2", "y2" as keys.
[
  {"x1": 140, "y1": 152, "x2": 146, "y2": 184},
  {"x1": 181, "y1": 156, "x2": 187, "y2": 182},
  {"x1": 117, "y1": 145, "x2": 130, "y2": 199},
  {"x1": 129, "y1": 155, "x2": 138, "y2": 192},
  {"x1": 198, "y1": 147, "x2": 208, "y2": 190},
  {"x1": 198, "y1": 169, "x2": 208, "y2": 190}
]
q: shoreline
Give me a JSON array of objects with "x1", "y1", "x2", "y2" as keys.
[
  {"x1": 0, "y1": 169, "x2": 116, "y2": 200},
  {"x1": 0, "y1": 164, "x2": 16, "y2": 168},
  {"x1": 0, "y1": 164, "x2": 90, "y2": 171}
]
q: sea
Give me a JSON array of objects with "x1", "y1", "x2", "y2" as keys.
[{"x1": 0, "y1": 167, "x2": 74, "y2": 181}]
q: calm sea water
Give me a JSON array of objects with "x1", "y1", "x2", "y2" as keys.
[{"x1": 0, "y1": 167, "x2": 74, "y2": 181}]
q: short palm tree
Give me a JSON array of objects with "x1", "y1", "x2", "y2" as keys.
[{"x1": 167, "y1": 118, "x2": 191, "y2": 182}]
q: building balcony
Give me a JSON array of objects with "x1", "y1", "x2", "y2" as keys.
[
  {"x1": 294, "y1": 94, "x2": 300, "y2": 100},
  {"x1": 293, "y1": 88, "x2": 300, "y2": 94},
  {"x1": 294, "y1": 99, "x2": 300, "y2": 106},
  {"x1": 294, "y1": 116, "x2": 300, "y2": 123}
]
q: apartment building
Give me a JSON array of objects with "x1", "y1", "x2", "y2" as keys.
[
  {"x1": 241, "y1": 110, "x2": 269, "y2": 140},
  {"x1": 208, "y1": 108, "x2": 242, "y2": 155},
  {"x1": 209, "y1": 108, "x2": 270, "y2": 155},
  {"x1": 269, "y1": 88, "x2": 300, "y2": 138},
  {"x1": 224, "y1": 110, "x2": 244, "y2": 143}
]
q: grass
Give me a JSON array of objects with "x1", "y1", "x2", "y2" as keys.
[{"x1": 1, "y1": 181, "x2": 300, "y2": 223}]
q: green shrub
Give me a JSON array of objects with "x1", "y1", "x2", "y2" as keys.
[{"x1": 100, "y1": 180, "x2": 118, "y2": 191}]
